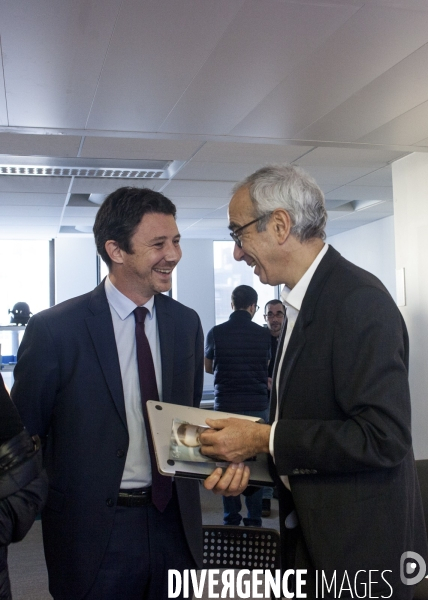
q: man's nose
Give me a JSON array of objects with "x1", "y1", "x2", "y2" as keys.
[
  {"x1": 165, "y1": 242, "x2": 182, "y2": 263},
  {"x1": 233, "y1": 243, "x2": 245, "y2": 261}
]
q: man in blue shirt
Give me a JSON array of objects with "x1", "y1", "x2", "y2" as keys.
[{"x1": 12, "y1": 187, "x2": 204, "y2": 600}]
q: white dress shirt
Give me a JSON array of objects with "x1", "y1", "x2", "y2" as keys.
[
  {"x1": 104, "y1": 275, "x2": 163, "y2": 488},
  {"x1": 269, "y1": 243, "x2": 329, "y2": 491}
]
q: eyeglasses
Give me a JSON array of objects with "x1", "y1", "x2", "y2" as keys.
[
  {"x1": 264, "y1": 311, "x2": 285, "y2": 320},
  {"x1": 254, "y1": 305, "x2": 260, "y2": 312},
  {"x1": 229, "y1": 213, "x2": 271, "y2": 248}
]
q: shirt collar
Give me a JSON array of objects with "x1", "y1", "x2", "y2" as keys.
[
  {"x1": 104, "y1": 275, "x2": 155, "y2": 320},
  {"x1": 281, "y1": 243, "x2": 329, "y2": 312}
]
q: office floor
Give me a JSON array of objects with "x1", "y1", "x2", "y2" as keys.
[{"x1": 8, "y1": 484, "x2": 280, "y2": 599}]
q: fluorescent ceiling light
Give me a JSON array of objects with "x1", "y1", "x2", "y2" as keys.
[{"x1": 0, "y1": 155, "x2": 185, "y2": 179}]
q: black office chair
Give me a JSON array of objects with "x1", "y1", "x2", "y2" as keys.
[
  {"x1": 413, "y1": 460, "x2": 428, "y2": 600},
  {"x1": 202, "y1": 525, "x2": 280, "y2": 569}
]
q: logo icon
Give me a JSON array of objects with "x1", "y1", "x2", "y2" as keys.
[{"x1": 400, "y1": 551, "x2": 426, "y2": 586}]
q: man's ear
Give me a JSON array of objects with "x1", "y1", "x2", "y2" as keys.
[
  {"x1": 271, "y1": 209, "x2": 291, "y2": 244},
  {"x1": 105, "y1": 240, "x2": 124, "y2": 265}
]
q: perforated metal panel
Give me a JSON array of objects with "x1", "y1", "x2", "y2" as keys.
[{"x1": 202, "y1": 526, "x2": 280, "y2": 570}]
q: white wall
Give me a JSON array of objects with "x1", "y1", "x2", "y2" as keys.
[
  {"x1": 392, "y1": 152, "x2": 428, "y2": 459},
  {"x1": 175, "y1": 239, "x2": 216, "y2": 390},
  {"x1": 55, "y1": 237, "x2": 98, "y2": 304},
  {"x1": 327, "y1": 216, "x2": 396, "y2": 300}
]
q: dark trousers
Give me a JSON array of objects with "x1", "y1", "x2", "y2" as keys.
[{"x1": 83, "y1": 490, "x2": 196, "y2": 600}]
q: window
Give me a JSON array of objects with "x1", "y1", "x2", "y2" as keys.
[
  {"x1": 213, "y1": 241, "x2": 280, "y2": 326},
  {"x1": 0, "y1": 240, "x2": 50, "y2": 355}
]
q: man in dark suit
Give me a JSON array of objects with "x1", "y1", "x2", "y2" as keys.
[
  {"x1": 12, "y1": 187, "x2": 204, "y2": 600},
  {"x1": 201, "y1": 165, "x2": 427, "y2": 599}
]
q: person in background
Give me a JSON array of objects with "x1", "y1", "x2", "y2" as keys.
[
  {"x1": 11, "y1": 187, "x2": 205, "y2": 600},
  {"x1": 264, "y1": 299, "x2": 286, "y2": 392},
  {"x1": 0, "y1": 373, "x2": 47, "y2": 600},
  {"x1": 201, "y1": 164, "x2": 427, "y2": 599},
  {"x1": 261, "y1": 298, "x2": 286, "y2": 517},
  {"x1": 205, "y1": 284, "x2": 271, "y2": 527}
]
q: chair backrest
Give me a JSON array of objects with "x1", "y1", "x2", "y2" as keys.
[{"x1": 202, "y1": 525, "x2": 280, "y2": 570}]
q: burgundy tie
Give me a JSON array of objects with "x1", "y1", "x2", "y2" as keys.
[{"x1": 134, "y1": 306, "x2": 172, "y2": 512}]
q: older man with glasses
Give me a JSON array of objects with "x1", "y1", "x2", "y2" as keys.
[{"x1": 201, "y1": 163, "x2": 427, "y2": 600}]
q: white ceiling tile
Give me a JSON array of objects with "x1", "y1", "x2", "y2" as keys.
[
  {"x1": 297, "y1": 147, "x2": 405, "y2": 168},
  {"x1": 205, "y1": 206, "x2": 229, "y2": 219},
  {"x1": 162, "y1": 180, "x2": 234, "y2": 197},
  {"x1": 172, "y1": 198, "x2": 227, "y2": 210},
  {"x1": 63, "y1": 206, "x2": 99, "y2": 218},
  {"x1": 326, "y1": 186, "x2": 393, "y2": 201},
  {"x1": 0, "y1": 216, "x2": 60, "y2": 227},
  {"x1": 0, "y1": 133, "x2": 81, "y2": 157},
  {"x1": 191, "y1": 142, "x2": 312, "y2": 164},
  {"x1": 175, "y1": 219, "x2": 204, "y2": 231},
  {"x1": 0, "y1": 206, "x2": 62, "y2": 217},
  {"x1": 232, "y1": 5, "x2": 428, "y2": 138},
  {"x1": 86, "y1": 0, "x2": 244, "y2": 131},
  {"x1": 347, "y1": 166, "x2": 392, "y2": 186},
  {"x1": 187, "y1": 218, "x2": 228, "y2": 230},
  {"x1": 296, "y1": 44, "x2": 428, "y2": 143},
  {"x1": 327, "y1": 207, "x2": 354, "y2": 220},
  {"x1": 161, "y1": 1, "x2": 358, "y2": 134},
  {"x1": 175, "y1": 208, "x2": 215, "y2": 220},
  {"x1": 70, "y1": 178, "x2": 166, "y2": 194},
  {"x1": 175, "y1": 162, "x2": 268, "y2": 182},
  {"x1": 61, "y1": 216, "x2": 96, "y2": 227},
  {"x1": 0, "y1": 177, "x2": 70, "y2": 193},
  {"x1": 297, "y1": 165, "x2": 376, "y2": 186},
  {"x1": 0, "y1": 192, "x2": 65, "y2": 206},
  {"x1": 0, "y1": 72, "x2": 8, "y2": 126},
  {"x1": 80, "y1": 137, "x2": 203, "y2": 161},
  {"x1": 1, "y1": 0, "x2": 123, "y2": 128},
  {"x1": 357, "y1": 101, "x2": 428, "y2": 146}
]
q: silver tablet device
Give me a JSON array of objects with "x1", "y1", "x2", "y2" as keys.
[{"x1": 146, "y1": 401, "x2": 274, "y2": 486}]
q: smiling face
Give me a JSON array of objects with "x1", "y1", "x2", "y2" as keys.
[
  {"x1": 228, "y1": 187, "x2": 284, "y2": 286},
  {"x1": 107, "y1": 212, "x2": 182, "y2": 304}
]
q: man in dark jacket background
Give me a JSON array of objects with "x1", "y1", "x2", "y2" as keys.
[{"x1": 204, "y1": 284, "x2": 271, "y2": 527}]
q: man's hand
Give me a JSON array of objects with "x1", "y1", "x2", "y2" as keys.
[
  {"x1": 199, "y1": 417, "x2": 271, "y2": 463},
  {"x1": 203, "y1": 463, "x2": 250, "y2": 496}
]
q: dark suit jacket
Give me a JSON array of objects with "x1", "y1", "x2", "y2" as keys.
[
  {"x1": 270, "y1": 246, "x2": 427, "y2": 599},
  {"x1": 11, "y1": 282, "x2": 204, "y2": 600}
]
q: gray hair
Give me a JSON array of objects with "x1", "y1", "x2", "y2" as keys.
[{"x1": 233, "y1": 164, "x2": 327, "y2": 242}]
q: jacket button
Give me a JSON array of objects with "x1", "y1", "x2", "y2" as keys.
[
  {"x1": 106, "y1": 498, "x2": 114, "y2": 507},
  {"x1": 116, "y1": 449, "x2": 124, "y2": 458}
]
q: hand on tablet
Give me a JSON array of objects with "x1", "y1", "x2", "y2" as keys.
[
  {"x1": 203, "y1": 463, "x2": 250, "y2": 496},
  {"x1": 199, "y1": 417, "x2": 271, "y2": 463}
]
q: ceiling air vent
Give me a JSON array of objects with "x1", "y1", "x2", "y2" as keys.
[{"x1": 0, "y1": 156, "x2": 184, "y2": 179}]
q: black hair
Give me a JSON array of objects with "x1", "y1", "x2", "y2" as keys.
[
  {"x1": 264, "y1": 298, "x2": 283, "y2": 313},
  {"x1": 231, "y1": 285, "x2": 258, "y2": 310},
  {"x1": 93, "y1": 187, "x2": 177, "y2": 268}
]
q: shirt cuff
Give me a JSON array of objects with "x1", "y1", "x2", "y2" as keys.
[{"x1": 269, "y1": 421, "x2": 277, "y2": 460}]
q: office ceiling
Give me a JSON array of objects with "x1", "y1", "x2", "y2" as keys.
[{"x1": 1, "y1": 0, "x2": 428, "y2": 241}]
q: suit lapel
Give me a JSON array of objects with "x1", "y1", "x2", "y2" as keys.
[
  {"x1": 275, "y1": 246, "x2": 341, "y2": 414},
  {"x1": 155, "y1": 294, "x2": 175, "y2": 405},
  {"x1": 85, "y1": 282, "x2": 127, "y2": 428}
]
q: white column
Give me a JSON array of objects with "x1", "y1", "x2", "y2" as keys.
[{"x1": 392, "y1": 152, "x2": 428, "y2": 458}]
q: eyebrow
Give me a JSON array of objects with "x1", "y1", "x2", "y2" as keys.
[
  {"x1": 150, "y1": 234, "x2": 181, "y2": 243},
  {"x1": 228, "y1": 221, "x2": 240, "y2": 232}
]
